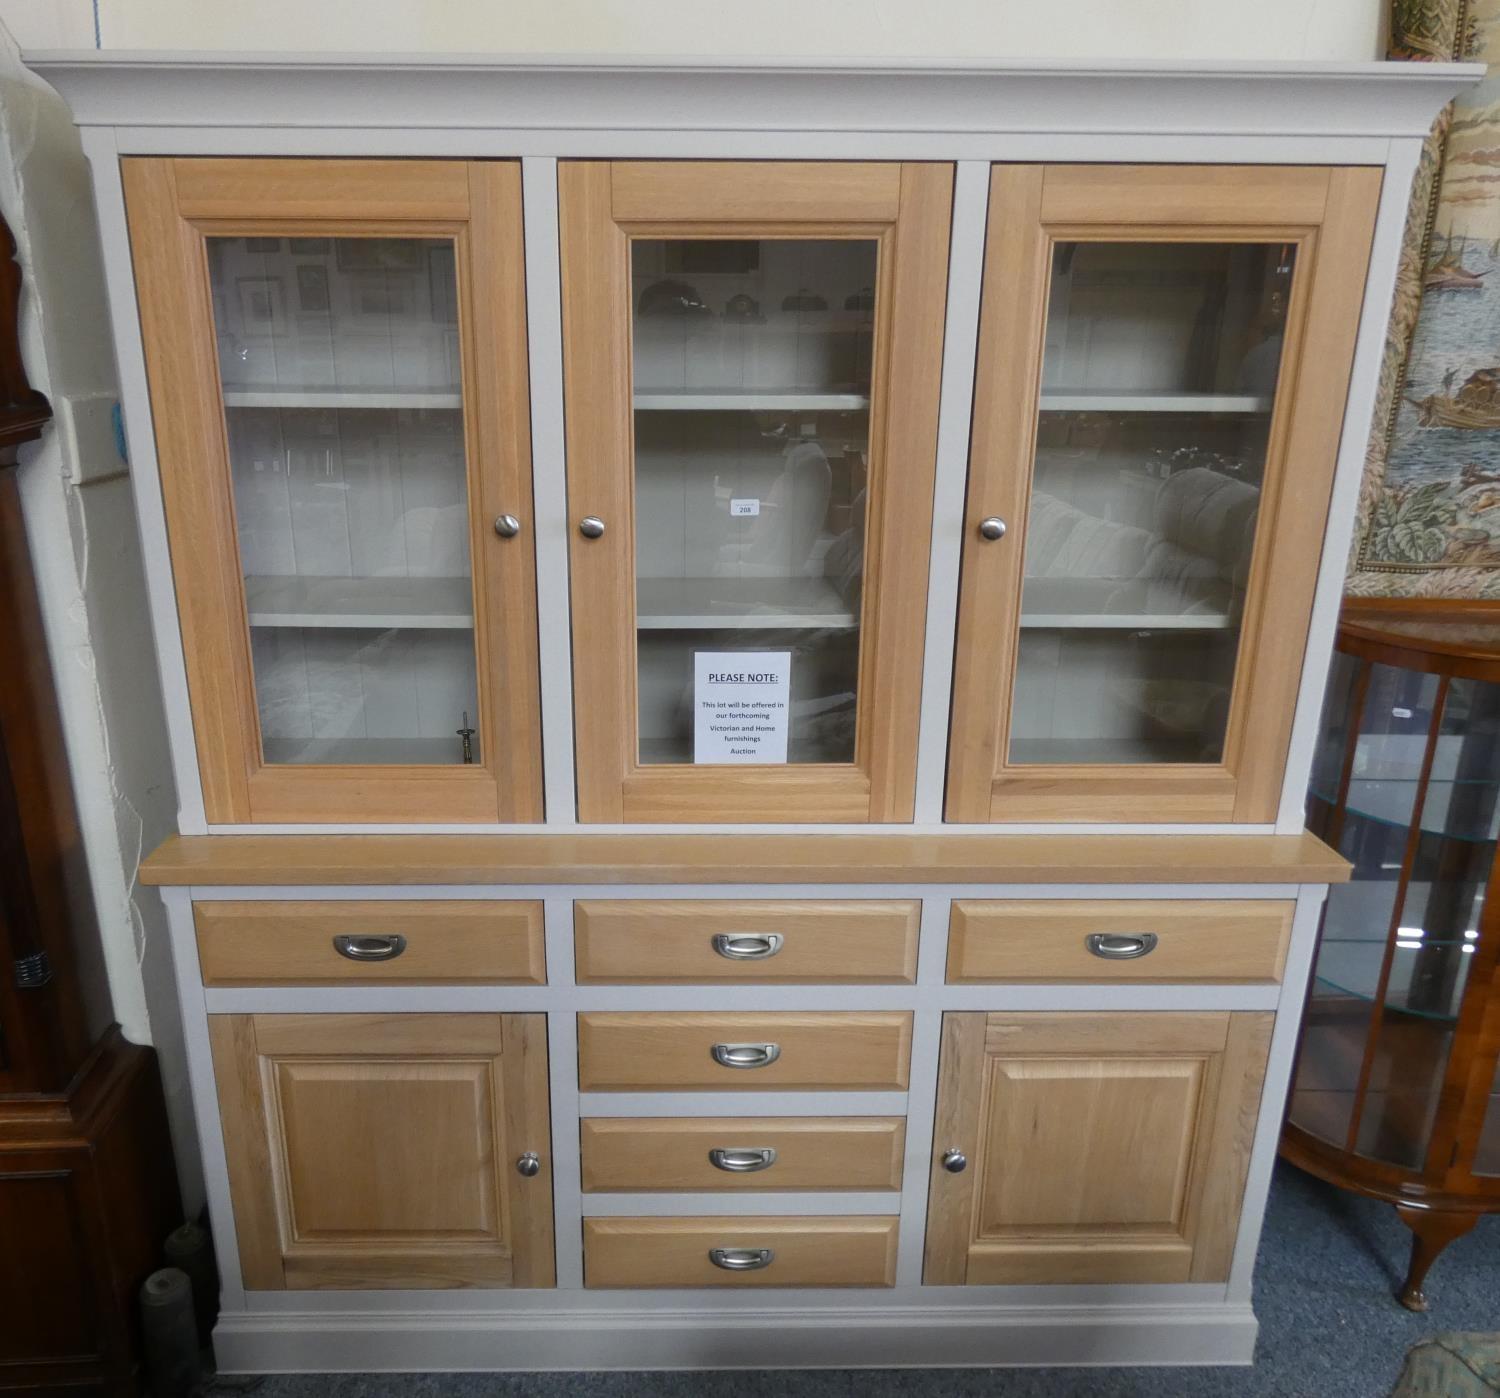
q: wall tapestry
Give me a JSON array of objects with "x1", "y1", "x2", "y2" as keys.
[{"x1": 1347, "y1": 0, "x2": 1500, "y2": 595}]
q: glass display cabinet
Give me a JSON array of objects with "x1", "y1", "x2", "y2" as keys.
[
  {"x1": 123, "y1": 159, "x2": 543, "y2": 824},
  {"x1": 1284, "y1": 599, "x2": 1500, "y2": 1310},
  {"x1": 946, "y1": 166, "x2": 1377, "y2": 823},
  {"x1": 560, "y1": 161, "x2": 952, "y2": 823}
]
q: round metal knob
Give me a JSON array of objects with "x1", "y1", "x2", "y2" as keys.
[
  {"x1": 977, "y1": 517, "x2": 1007, "y2": 542},
  {"x1": 493, "y1": 513, "x2": 521, "y2": 538},
  {"x1": 941, "y1": 1148, "x2": 968, "y2": 1174},
  {"x1": 578, "y1": 516, "x2": 606, "y2": 539},
  {"x1": 516, "y1": 1152, "x2": 542, "y2": 1177}
]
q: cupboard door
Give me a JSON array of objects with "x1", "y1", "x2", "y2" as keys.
[
  {"x1": 123, "y1": 159, "x2": 541, "y2": 823},
  {"x1": 947, "y1": 165, "x2": 1381, "y2": 822},
  {"x1": 560, "y1": 161, "x2": 952, "y2": 822},
  {"x1": 924, "y1": 1011, "x2": 1271, "y2": 1285},
  {"x1": 208, "y1": 1013, "x2": 554, "y2": 1289}
]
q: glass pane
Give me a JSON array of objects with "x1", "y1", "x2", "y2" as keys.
[
  {"x1": 208, "y1": 235, "x2": 479, "y2": 766},
  {"x1": 1477, "y1": 1057, "x2": 1500, "y2": 1176},
  {"x1": 1009, "y1": 241, "x2": 1296, "y2": 765},
  {"x1": 630, "y1": 239, "x2": 877, "y2": 765}
]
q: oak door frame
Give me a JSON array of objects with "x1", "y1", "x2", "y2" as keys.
[
  {"x1": 946, "y1": 164, "x2": 1382, "y2": 823},
  {"x1": 208, "y1": 1011, "x2": 555, "y2": 1290},
  {"x1": 923, "y1": 1009, "x2": 1273, "y2": 1285},
  {"x1": 123, "y1": 157, "x2": 543, "y2": 824},
  {"x1": 560, "y1": 160, "x2": 953, "y2": 823}
]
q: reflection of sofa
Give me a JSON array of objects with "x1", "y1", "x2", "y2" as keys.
[
  {"x1": 1024, "y1": 466, "x2": 1261, "y2": 761},
  {"x1": 716, "y1": 440, "x2": 832, "y2": 579},
  {"x1": 1027, "y1": 466, "x2": 1260, "y2": 620}
]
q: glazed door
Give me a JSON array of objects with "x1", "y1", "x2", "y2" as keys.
[
  {"x1": 208, "y1": 1013, "x2": 554, "y2": 1290},
  {"x1": 560, "y1": 162, "x2": 952, "y2": 822},
  {"x1": 947, "y1": 166, "x2": 1381, "y2": 822},
  {"x1": 923, "y1": 1011, "x2": 1271, "y2": 1285},
  {"x1": 124, "y1": 159, "x2": 541, "y2": 823}
]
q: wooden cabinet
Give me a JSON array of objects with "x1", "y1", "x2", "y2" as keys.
[
  {"x1": 123, "y1": 158, "x2": 542, "y2": 824},
  {"x1": 208, "y1": 1012, "x2": 554, "y2": 1290},
  {"x1": 924, "y1": 1011, "x2": 1272, "y2": 1285},
  {"x1": 946, "y1": 165, "x2": 1381, "y2": 823},
  {"x1": 559, "y1": 161, "x2": 952, "y2": 823}
]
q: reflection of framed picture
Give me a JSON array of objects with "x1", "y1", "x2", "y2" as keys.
[
  {"x1": 336, "y1": 238, "x2": 424, "y2": 273},
  {"x1": 296, "y1": 264, "x2": 330, "y2": 314},
  {"x1": 236, "y1": 275, "x2": 284, "y2": 328},
  {"x1": 289, "y1": 237, "x2": 330, "y2": 255},
  {"x1": 355, "y1": 278, "x2": 412, "y2": 317},
  {"x1": 244, "y1": 236, "x2": 282, "y2": 254},
  {"x1": 428, "y1": 245, "x2": 458, "y2": 325}
]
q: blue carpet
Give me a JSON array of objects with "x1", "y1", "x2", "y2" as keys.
[{"x1": 224, "y1": 1162, "x2": 1498, "y2": 1397}]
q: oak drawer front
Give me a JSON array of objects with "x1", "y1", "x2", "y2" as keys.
[
  {"x1": 580, "y1": 1117, "x2": 906, "y2": 1192},
  {"x1": 947, "y1": 900, "x2": 1293, "y2": 984},
  {"x1": 574, "y1": 899, "x2": 919, "y2": 984},
  {"x1": 195, "y1": 900, "x2": 545, "y2": 986},
  {"x1": 577, "y1": 1013, "x2": 913, "y2": 1091},
  {"x1": 583, "y1": 1216, "x2": 898, "y2": 1288}
]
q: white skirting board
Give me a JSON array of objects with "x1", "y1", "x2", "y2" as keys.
[{"x1": 213, "y1": 1301, "x2": 1258, "y2": 1372}]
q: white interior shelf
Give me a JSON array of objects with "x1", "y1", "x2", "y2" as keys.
[
  {"x1": 222, "y1": 386, "x2": 464, "y2": 411},
  {"x1": 244, "y1": 575, "x2": 475, "y2": 630},
  {"x1": 636, "y1": 576, "x2": 857, "y2": 630},
  {"x1": 633, "y1": 389, "x2": 870, "y2": 412},
  {"x1": 1038, "y1": 390, "x2": 1273, "y2": 414},
  {"x1": 1020, "y1": 577, "x2": 1233, "y2": 631}
]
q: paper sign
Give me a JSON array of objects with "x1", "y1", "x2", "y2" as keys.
[
  {"x1": 694, "y1": 651, "x2": 791, "y2": 764},
  {"x1": 730, "y1": 498, "x2": 761, "y2": 517}
]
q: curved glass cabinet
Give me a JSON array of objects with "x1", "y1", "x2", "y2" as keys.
[{"x1": 1284, "y1": 600, "x2": 1500, "y2": 1310}]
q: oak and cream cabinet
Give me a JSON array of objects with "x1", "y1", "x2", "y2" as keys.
[{"x1": 32, "y1": 49, "x2": 1477, "y2": 1374}]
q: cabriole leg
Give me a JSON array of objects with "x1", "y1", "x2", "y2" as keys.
[{"x1": 1395, "y1": 1204, "x2": 1478, "y2": 1312}]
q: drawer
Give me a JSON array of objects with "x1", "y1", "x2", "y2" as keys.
[
  {"x1": 583, "y1": 1216, "x2": 898, "y2": 1288},
  {"x1": 577, "y1": 1013, "x2": 912, "y2": 1091},
  {"x1": 947, "y1": 899, "x2": 1293, "y2": 984},
  {"x1": 574, "y1": 899, "x2": 919, "y2": 984},
  {"x1": 580, "y1": 1117, "x2": 906, "y2": 1192},
  {"x1": 194, "y1": 900, "x2": 545, "y2": 986}
]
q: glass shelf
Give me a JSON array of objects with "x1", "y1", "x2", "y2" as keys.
[{"x1": 1311, "y1": 780, "x2": 1500, "y2": 845}]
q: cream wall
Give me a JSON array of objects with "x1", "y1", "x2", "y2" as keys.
[{"x1": 3, "y1": 0, "x2": 1385, "y2": 60}]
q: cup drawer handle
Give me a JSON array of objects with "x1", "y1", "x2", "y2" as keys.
[
  {"x1": 711, "y1": 933, "x2": 784, "y2": 960},
  {"x1": 709, "y1": 1147, "x2": 778, "y2": 1173},
  {"x1": 1085, "y1": 932, "x2": 1159, "y2": 961},
  {"x1": 711, "y1": 1042, "x2": 781, "y2": 1070},
  {"x1": 333, "y1": 934, "x2": 408, "y2": 962},
  {"x1": 709, "y1": 1247, "x2": 774, "y2": 1272}
]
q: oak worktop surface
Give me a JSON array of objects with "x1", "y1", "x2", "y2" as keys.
[{"x1": 141, "y1": 831, "x2": 1350, "y2": 886}]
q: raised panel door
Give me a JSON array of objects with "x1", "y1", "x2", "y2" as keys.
[
  {"x1": 208, "y1": 1012, "x2": 554, "y2": 1289},
  {"x1": 924, "y1": 1010, "x2": 1272, "y2": 1285}
]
